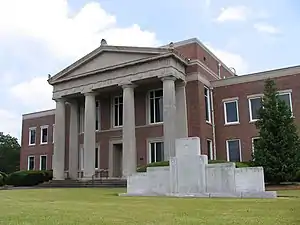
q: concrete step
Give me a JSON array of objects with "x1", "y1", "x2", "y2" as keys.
[{"x1": 38, "y1": 179, "x2": 127, "y2": 188}]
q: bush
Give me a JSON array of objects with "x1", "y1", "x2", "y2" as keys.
[
  {"x1": 0, "y1": 174, "x2": 4, "y2": 186},
  {"x1": 6, "y1": 170, "x2": 49, "y2": 187},
  {"x1": 137, "y1": 161, "x2": 169, "y2": 172},
  {"x1": 0, "y1": 171, "x2": 8, "y2": 183},
  {"x1": 208, "y1": 160, "x2": 227, "y2": 164},
  {"x1": 294, "y1": 170, "x2": 300, "y2": 182}
]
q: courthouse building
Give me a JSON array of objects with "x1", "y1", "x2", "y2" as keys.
[{"x1": 20, "y1": 38, "x2": 300, "y2": 180}]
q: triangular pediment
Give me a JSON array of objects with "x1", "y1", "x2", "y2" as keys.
[{"x1": 49, "y1": 46, "x2": 169, "y2": 84}]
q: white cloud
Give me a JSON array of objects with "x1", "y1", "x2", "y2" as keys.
[
  {"x1": 254, "y1": 23, "x2": 280, "y2": 34},
  {"x1": 0, "y1": 0, "x2": 160, "y2": 138},
  {"x1": 216, "y1": 6, "x2": 250, "y2": 22},
  {"x1": 205, "y1": 43, "x2": 248, "y2": 74}
]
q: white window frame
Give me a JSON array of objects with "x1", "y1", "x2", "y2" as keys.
[
  {"x1": 278, "y1": 90, "x2": 293, "y2": 115},
  {"x1": 204, "y1": 87, "x2": 211, "y2": 123},
  {"x1": 52, "y1": 124, "x2": 55, "y2": 143},
  {"x1": 251, "y1": 137, "x2": 260, "y2": 153},
  {"x1": 95, "y1": 100, "x2": 101, "y2": 131},
  {"x1": 112, "y1": 95, "x2": 123, "y2": 128},
  {"x1": 27, "y1": 156, "x2": 35, "y2": 170},
  {"x1": 39, "y1": 155, "x2": 47, "y2": 170},
  {"x1": 226, "y1": 139, "x2": 242, "y2": 162},
  {"x1": 148, "y1": 139, "x2": 164, "y2": 163},
  {"x1": 148, "y1": 89, "x2": 163, "y2": 124},
  {"x1": 28, "y1": 127, "x2": 36, "y2": 146},
  {"x1": 223, "y1": 98, "x2": 239, "y2": 125},
  {"x1": 95, "y1": 144, "x2": 100, "y2": 169},
  {"x1": 248, "y1": 96, "x2": 263, "y2": 122},
  {"x1": 207, "y1": 139, "x2": 213, "y2": 160},
  {"x1": 40, "y1": 125, "x2": 49, "y2": 145}
]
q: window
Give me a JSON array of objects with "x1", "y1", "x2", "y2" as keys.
[
  {"x1": 40, "y1": 125, "x2": 48, "y2": 144},
  {"x1": 226, "y1": 139, "x2": 241, "y2": 162},
  {"x1": 252, "y1": 137, "x2": 260, "y2": 153},
  {"x1": 224, "y1": 99, "x2": 239, "y2": 124},
  {"x1": 207, "y1": 139, "x2": 213, "y2": 160},
  {"x1": 149, "y1": 141, "x2": 164, "y2": 163},
  {"x1": 95, "y1": 146, "x2": 99, "y2": 169},
  {"x1": 27, "y1": 156, "x2": 35, "y2": 170},
  {"x1": 96, "y1": 100, "x2": 100, "y2": 131},
  {"x1": 52, "y1": 124, "x2": 55, "y2": 143},
  {"x1": 40, "y1": 155, "x2": 47, "y2": 170},
  {"x1": 278, "y1": 92, "x2": 293, "y2": 113},
  {"x1": 248, "y1": 97, "x2": 262, "y2": 121},
  {"x1": 29, "y1": 127, "x2": 36, "y2": 146},
  {"x1": 79, "y1": 106, "x2": 85, "y2": 133},
  {"x1": 113, "y1": 95, "x2": 123, "y2": 127},
  {"x1": 204, "y1": 87, "x2": 211, "y2": 123},
  {"x1": 149, "y1": 89, "x2": 163, "y2": 124}
]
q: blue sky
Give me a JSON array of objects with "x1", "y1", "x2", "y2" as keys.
[{"x1": 0, "y1": 0, "x2": 299, "y2": 141}]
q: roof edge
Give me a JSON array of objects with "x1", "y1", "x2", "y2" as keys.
[{"x1": 23, "y1": 109, "x2": 55, "y2": 120}]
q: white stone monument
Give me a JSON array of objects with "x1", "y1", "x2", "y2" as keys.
[{"x1": 120, "y1": 137, "x2": 277, "y2": 199}]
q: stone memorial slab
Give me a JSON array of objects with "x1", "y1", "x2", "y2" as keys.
[{"x1": 235, "y1": 167, "x2": 265, "y2": 192}]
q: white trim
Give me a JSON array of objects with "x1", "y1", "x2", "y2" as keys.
[
  {"x1": 204, "y1": 86, "x2": 211, "y2": 123},
  {"x1": 248, "y1": 96, "x2": 262, "y2": 122},
  {"x1": 251, "y1": 137, "x2": 260, "y2": 153},
  {"x1": 28, "y1": 127, "x2": 36, "y2": 146},
  {"x1": 112, "y1": 95, "x2": 123, "y2": 128},
  {"x1": 226, "y1": 139, "x2": 242, "y2": 162},
  {"x1": 27, "y1": 155, "x2": 35, "y2": 170},
  {"x1": 222, "y1": 97, "x2": 239, "y2": 102},
  {"x1": 147, "y1": 138, "x2": 164, "y2": 163},
  {"x1": 207, "y1": 139, "x2": 213, "y2": 160},
  {"x1": 148, "y1": 88, "x2": 164, "y2": 125},
  {"x1": 40, "y1": 125, "x2": 49, "y2": 145},
  {"x1": 39, "y1": 155, "x2": 47, "y2": 170},
  {"x1": 247, "y1": 93, "x2": 263, "y2": 99},
  {"x1": 223, "y1": 99, "x2": 239, "y2": 125}
]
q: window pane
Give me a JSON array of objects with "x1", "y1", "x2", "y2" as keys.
[
  {"x1": 205, "y1": 96, "x2": 210, "y2": 121},
  {"x1": 30, "y1": 129, "x2": 36, "y2": 144},
  {"x1": 150, "y1": 99, "x2": 155, "y2": 123},
  {"x1": 228, "y1": 140, "x2": 240, "y2": 162},
  {"x1": 42, "y1": 128, "x2": 48, "y2": 143},
  {"x1": 250, "y1": 98, "x2": 262, "y2": 120},
  {"x1": 155, "y1": 90, "x2": 163, "y2": 97},
  {"x1": 41, "y1": 156, "x2": 47, "y2": 170},
  {"x1": 207, "y1": 140, "x2": 212, "y2": 160},
  {"x1": 95, "y1": 147, "x2": 99, "y2": 169},
  {"x1": 225, "y1": 101, "x2": 238, "y2": 123},
  {"x1": 96, "y1": 106, "x2": 99, "y2": 130},
  {"x1": 114, "y1": 105, "x2": 118, "y2": 126},
  {"x1": 150, "y1": 143, "x2": 155, "y2": 163},
  {"x1": 119, "y1": 103, "x2": 123, "y2": 126},
  {"x1": 154, "y1": 98, "x2": 163, "y2": 123},
  {"x1": 279, "y1": 94, "x2": 291, "y2": 109},
  {"x1": 29, "y1": 157, "x2": 34, "y2": 170},
  {"x1": 156, "y1": 142, "x2": 164, "y2": 162}
]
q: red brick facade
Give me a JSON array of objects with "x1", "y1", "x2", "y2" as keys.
[{"x1": 20, "y1": 38, "x2": 300, "y2": 171}]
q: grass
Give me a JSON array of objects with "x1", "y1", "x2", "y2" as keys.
[{"x1": 0, "y1": 188, "x2": 299, "y2": 225}]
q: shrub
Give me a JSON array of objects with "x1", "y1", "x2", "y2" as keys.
[
  {"x1": 208, "y1": 160, "x2": 227, "y2": 164},
  {"x1": 0, "y1": 171, "x2": 8, "y2": 183},
  {"x1": 235, "y1": 162, "x2": 252, "y2": 168},
  {"x1": 294, "y1": 170, "x2": 300, "y2": 182},
  {"x1": 137, "y1": 161, "x2": 169, "y2": 172},
  {"x1": 42, "y1": 170, "x2": 53, "y2": 182},
  {"x1": 0, "y1": 174, "x2": 4, "y2": 186},
  {"x1": 6, "y1": 170, "x2": 49, "y2": 187}
]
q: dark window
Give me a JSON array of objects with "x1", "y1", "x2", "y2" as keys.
[
  {"x1": 96, "y1": 101, "x2": 100, "y2": 130},
  {"x1": 207, "y1": 140, "x2": 213, "y2": 160},
  {"x1": 278, "y1": 93, "x2": 292, "y2": 110},
  {"x1": 28, "y1": 156, "x2": 35, "y2": 170},
  {"x1": 41, "y1": 127, "x2": 48, "y2": 144},
  {"x1": 149, "y1": 90, "x2": 163, "y2": 123},
  {"x1": 95, "y1": 147, "x2": 99, "y2": 169},
  {"x1": 224, "y1": 100, "x2": 238, "y2": 123},
  {"x1": 40, "y1": 156, "x2": 47, "y2": 170},
  {"x1": 249, "y1": 97, "x2": 262, "y2": 121},
  {"x1": 114, "y1": 96, "x2": 123, "y2": 126},
  {"x1": 227, "y1": 140, "x2": 241, "y2": 162},
  {"x1": 150, "y1": 142, "x2": 164, "y2": 163},
  {"x1": 29, "y1": 128, "x2": 36, "y2": 145}
]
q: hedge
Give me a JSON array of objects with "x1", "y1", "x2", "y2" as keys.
[
  {"x1": 136, "y1": 160, "x2": 252, "y2": 172},
  {"x1": 6, "y1": 170, "x2": 53, "y2": 187},
  {"x1": 0, "y1": 174, "x2": 4, "y2": 186}
]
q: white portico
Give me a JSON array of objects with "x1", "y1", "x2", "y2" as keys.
[{"x1": 48, "y1": 40, "x2": 189, "y2": 180}]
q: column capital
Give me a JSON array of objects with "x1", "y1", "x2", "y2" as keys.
[
  {"x1": 54, "y1": 97, "x2": 66, "y2": 103},
  {"x1": 176, "y1": 80, "x2": 187, "y2": 88},
  {"x1": 161, "y1": 75, "x2": 177, "y2": 82},
  {"x1": 121, "y1": 83, "x2": 137, "y2": 89},
  {"x1": 83, "y1": 91, "x2": 97, "y2": 97}
]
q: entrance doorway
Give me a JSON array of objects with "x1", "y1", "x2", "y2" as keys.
[{"x1": 112, "y1": 143, "x2": 123, "y2": 177}]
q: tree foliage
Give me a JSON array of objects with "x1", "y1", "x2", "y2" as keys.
[
  {"x1": 253, "y1": 79, "x2": 300, "y2": 183},
  {"x1": 0, "y1": 133, "x2": 20, "y2": 173}
]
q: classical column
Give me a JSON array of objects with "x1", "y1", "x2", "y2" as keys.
[
  {"x1": 175, "y1": 81, "x2": 188, "y2": 138},
  {"x1": 122, "y1": 83, "x2": 137, "y2": 177},
  {"x1": 83, "y1": 92, "x2": 96, "y2": 179},
  {"x1": 162, "y1": 76, "x2": 177, "y2": 160},
  {"x1": 68, "y1": 100, "x2": 79, "y2": 179},
  {"x1": 53, "y1": 98, "x2": 66, "y2": 180}
]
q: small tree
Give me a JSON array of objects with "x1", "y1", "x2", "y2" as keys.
[
  {"x1": 0, "y1": 133, "x2": 20, "y2": 173},
  {"x1": 253, "y1": 79, "x2": 300, "y2": 184}
]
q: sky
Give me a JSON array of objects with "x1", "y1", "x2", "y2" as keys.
[{"x1": 0, "y1": 0, "x2": 299, "y2": 141}]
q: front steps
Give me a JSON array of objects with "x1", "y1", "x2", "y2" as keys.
[{"x1": 38, "y1": 178, "x2": 127, "y2": 188}]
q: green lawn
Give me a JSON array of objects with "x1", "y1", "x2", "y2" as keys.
[{"x1": 0, "y1": 188, "x2": 299, "y2": 225}]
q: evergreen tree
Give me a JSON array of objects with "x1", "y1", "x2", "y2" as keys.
[
  {"x1": 0, "y1": 133, "x2": 20, "y2": 173},
  {"x1": 253, "y1": 79, "x2": 300, "y2": 184}
]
